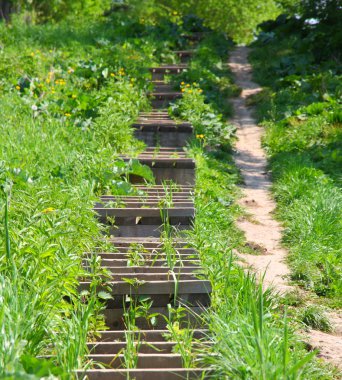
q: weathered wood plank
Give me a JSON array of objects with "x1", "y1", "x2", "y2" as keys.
[
  {"x1": 76, "y1": 368, "x2": 209, "y2": 380},
  {"x1": 79, "y1": 280, "x2": 212, "y2": 295}
]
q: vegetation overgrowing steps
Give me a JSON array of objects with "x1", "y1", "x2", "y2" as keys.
[
  {"x1": 122, "y1": 148, "x2": 195, "y2": 185},
  {"x1": 174, "y1": 50, "x2": 195, "y2": 63},
  {"x1": 133, "y1": 116, "x2": 193, "y2": 147},
  {"x1": 94, "y1": 193, "x2": 194, "y2": 237},
  {"x1": 79, "y1": 41, "x2": 212, "y2": 378},
  {"x1": 149, "y1": 65, "x2": 188, "y2": 81}
]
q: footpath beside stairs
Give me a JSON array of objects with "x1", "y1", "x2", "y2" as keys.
[{"x1": 78, "y1": 47, "x2": 213, "y2": 379}]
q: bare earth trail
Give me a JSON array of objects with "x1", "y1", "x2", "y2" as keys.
[{"x1": 228, "y1": 46, "x2": 342, "y2": 372}]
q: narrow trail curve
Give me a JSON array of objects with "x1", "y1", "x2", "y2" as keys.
[
  {"x1": 228, "y1": 46, "x2": 342, "y2": 372},
  {"x1": 228, "y1": 47, "x2": 292, "y2": 294}
]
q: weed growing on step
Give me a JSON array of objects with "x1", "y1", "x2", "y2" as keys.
[
  {"x1": 165, "y1": 318, "x2": 196, "y2": 369},
  {"x1": 127, "y1": 243, "x2": 149, "y2": 267}
]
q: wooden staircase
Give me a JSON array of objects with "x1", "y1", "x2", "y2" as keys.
[{"x1": 79, "y1": 46, "x2": 212, "y2": 379}]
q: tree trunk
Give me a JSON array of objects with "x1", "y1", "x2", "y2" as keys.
[{"x1": 0, "y1": 0, "x2": 13, "y2": 22}]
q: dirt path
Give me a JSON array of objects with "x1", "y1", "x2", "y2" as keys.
[
  {"x1": 228, "y1": 46, "x2": 342, "y2": 372},
  {"x1": 228, "y1": 47, "x2": 292, "y2": 293}
]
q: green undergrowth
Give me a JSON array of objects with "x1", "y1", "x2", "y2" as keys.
[
  {"x1": 249, "y1": 14, "x2": 342, "y2": 308},
  {"x1": 175, "y1": 32, "x2": 240, "y2": 117},
  {"x1": 0, "y1": 7, "x2": 190, "y2": 378},
  {"x1": 171, "y1": 51, "x2": 335, "y2": 378}
]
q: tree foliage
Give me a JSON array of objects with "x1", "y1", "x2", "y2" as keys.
[
  {"x1": 2, "y1": 0, "x2": 112, "y2": 22},
  {"x1": 162, "y1": 0, "x2": 291, "y2": 43}
]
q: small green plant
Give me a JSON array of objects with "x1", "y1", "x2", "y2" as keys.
[
  {"x1": 165, "y1": 319, "x2": 196, "y2": 369},
  {"x1": 126, "y1": 243, "x2": 148, "y2": 267},
  {"x1": 299, "y1": 306, "x2": 333, "y2": 333}
]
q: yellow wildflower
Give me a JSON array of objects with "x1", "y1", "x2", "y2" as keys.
[
  {"x1": 30, "y1": 52, "x2": 35, "y2": 57},
  {"x1": 55, "y1": 79, "x2": 66, "y2": 85},
  {"x1": 110, "y1": 73, "x2": 115, "y2": 77},
  {"x1": 15, "y1": 85, "x2": 20, "y2": 90},
  {"x1": 42, "y1": 207, "x2": 55, "y2": 214},
  {"x1": 196, "y1": 134, "x2": 204, "y2": 139},
  {"x1": 181, "y1": 81, "x2": 185, "y2": 85},
  {"x1": 198, "y1": 89, "x2": 203, "y2": 93},
  {"x1": 67, "y1": 68, "x2": 74, "y2": 74},
  {"x1": 72, "y1": 94, "x2": 77, "y2": 99},
  {"x1": 181, "y1": 88, "x2": 185, "y2": 93},
  {"x1": 186, "y1": 84, "x2": 190, "y2": 88},
  {"x1": 65, "y1": 113, "x2": 71, "y2": 117}
]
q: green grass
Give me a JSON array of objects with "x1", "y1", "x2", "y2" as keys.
[
  {"x1": 249, "y1": 21, "x2": 342, "y2": 308},
  {"x1": 170, "y1": 60, "x2": 335, "y2": 377},
  {"x1": 0, "y1": 8, "x2": 185, "y2": 378},
  {"x1": 189, "y1": 145, "x2": 335, "y2": 378},
  {"x1": 1, "y1": 5, "x2": 340, "y2": 378}
]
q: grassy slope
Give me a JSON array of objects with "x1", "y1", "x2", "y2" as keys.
[
  {"x1": 170, "y1": 34, "x2": 335, "y2": 378},
  {"x1": 0, "y1": 10, "x2": 180, "y2": 377},
  {"x1": 0, "y1": 8, "x2": 338, "y2": 378},
  {"x1": 248, "y1": 19, "x2": 341, "y2": 309}
]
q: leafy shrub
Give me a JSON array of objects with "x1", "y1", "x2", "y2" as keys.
[
  {"x1": 170, "y1": 83, "x2": 235, "y2": 146},
  {"x1": 300, "y1": 306, "x2": 332, "y2": 332}
]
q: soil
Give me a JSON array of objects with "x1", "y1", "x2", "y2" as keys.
[{"x1": 228, "y1": 46, "x2": 342, "y2": 372}]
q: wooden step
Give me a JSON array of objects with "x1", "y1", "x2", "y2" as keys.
[
  {"x1": 86, "y1": 258, "x2": 201, "y2": 267},
  {"x1": 96, "y1": 195, "x2": 193, "y2": 205},
  {"x1": 87, "y1": 341, "x2": 180, "y2": 354},
  {"x1": 149, "y1": 65, "x2": 188, "y2": 72},
  {"x1": 182, "y1": 32, "x2": 205, "y2": 42},
  {"x1": 90, "y1": 353, "x2": 184, "y2": 369},
  {"x1": 150, "y1": 91, "x2": 182, "y2": 103},
  {"x1": 94, "y1": 329, "x2": 208, "y2": 342},
  {"x1": 107, "y1": 237, "x2": 192, "y2": 248},
  {"x1": 174, "y1": 50, "x2": 195, "y2": 63},
  {"x1": 80, "y1": 280, "x2": 211, "y2": 295},
  {"x1": 99, "y1": 196, "x2": 192, "y2": 203},
  {"x1": 87, "y1": 266, "x2": 202, "y2": 274},
  {"x1": 96, "y1": 272, "x2": 202, "y2": 281},
  {"x1": 133, "y1": 120, "x2": 193, "y2": 131},
  {"x1": 104, "y1": 307, "x2": 206, "y2": 330},
  {"x1": 108, "y1": 225, "x2": 193, "y2": 238},
  {"x1": 151, "y1": 81, "x2": 175, "y2": 92},
  {"x1": 76, "y1": 368, "x2": 209, "y2": 380},
  {"x1": 133, "y1": 119, "x2": 193, "y2": 147},
  {"x1": 95, "y1": 247, "x2": 196, "y2": 254},
  {"x1": 149, "y1": 65, "x2": 188, "y2": 80},
  {"x1": 105, "y1": 185, "x2": 194, "y2": 198},
  {"x1": 95, "y1": 205, "x2": 195, "y2": 218},
  {"x1": 122, "y1": 149, "x2": 195, "y2": 185},
  {"x1": 87, "y1": 339, "x2": 210, "y2": 355}
]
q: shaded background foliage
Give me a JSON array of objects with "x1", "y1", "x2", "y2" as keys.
[{"x1": 1, "y1": 0, "x2": 341, "y2": 45}]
